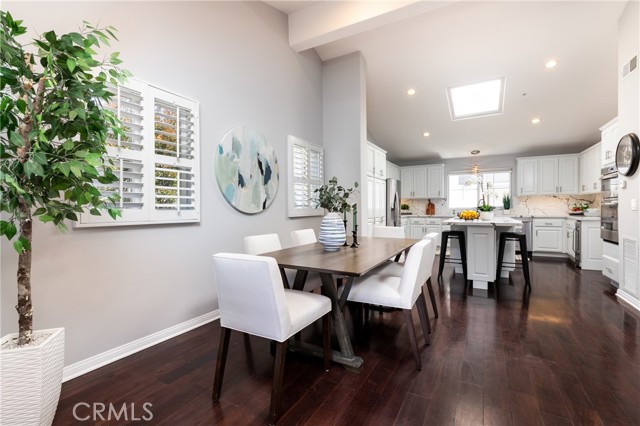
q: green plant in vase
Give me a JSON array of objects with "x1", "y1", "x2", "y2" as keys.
[
  {"x1": 502, "y1": 194, "x2": 511, "y2": 210},
  {"x1": 312, "y1": 177, "x2": 358, "y2": 251}
]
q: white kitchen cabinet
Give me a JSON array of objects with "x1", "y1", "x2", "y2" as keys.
[
  {"x1": 602, "y1": 240, "x2": 619, "y2": 283},
  {"x1": 517, "y1": 158, "x2": 538, "y2": 195},
  {"x1": 518, "y1": 155, "x2": 578, "y2": 195},
  {"x1": 426, "y1": 164, "x2": 445, "y2": 198},
  {"x1": 365, "y1": 175, "x2": 387, "y2": 236},
  {"x1": 579, "y1": 142, "x2": 601, "y2": 194},
  {"x1": 558, "y1": 156, "x2": 580, "y2": 194},
  {"x1": 400, "y1": 217, "x2": 410, "y2": 238},
  {"x1": 386, "y1": 161, "x2": 400, "y2": 181},
  {"x1": 366, "y1": 142, "x2": 386, "y2": 179},
  {"x1": 538, "y1": 157, "x2": 559, "y2": 194},
  {"x1": 400, "y1": 166, "x2": 428, "y2": 198},
  {"x1": 535, "y1": 155, "x2": 578, "y2": 195},
  {"x1": 600, "y1": 117, "x2": 619, "y2": 167},
  {"x1": 579, "y1": 220, "x2": 602, "y2": 271},
  {"x1": 408, "y1": 217, "x2": 444, "y2": 246},
  {"x1": 533, "y1": 218, "x2": 564, "y2": 253},
  {"x1": 564, "y1": 219, "x2": 577, "y2": 258}
]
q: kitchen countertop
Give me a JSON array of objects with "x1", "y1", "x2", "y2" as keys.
[
  {"x1": 444, "y1": 217, "x2": 523, "y2": 226},
  {"x1": 402, "y1": 214, "x2": 600, "y2": 221}
]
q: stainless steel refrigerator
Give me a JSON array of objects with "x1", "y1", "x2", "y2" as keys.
[{"x1": 386, "y1": 178, "x2": 401, "y2": 226}]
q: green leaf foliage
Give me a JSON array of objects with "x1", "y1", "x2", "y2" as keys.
[{"x1": 1, "y1": 11, "x2": 128, "y2": 244}]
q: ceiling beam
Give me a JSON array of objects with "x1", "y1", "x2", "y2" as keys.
[{"x1": 288, "y1": 1, "x2": 454, "y2": 52}]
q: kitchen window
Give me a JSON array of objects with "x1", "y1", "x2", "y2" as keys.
[{"x1": 448, "y1": 170, "x2": 511, "y2": 209}]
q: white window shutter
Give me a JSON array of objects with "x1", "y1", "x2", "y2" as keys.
[
  {"x1": 77, "y1": 79, "x2": 200, "y2": 227},
  {"x1": 149, "y1": 88, "x2": 199, "y2": 222},
  {"x1": 287, "y1": 135, "x2": 324, "y2": 217}
]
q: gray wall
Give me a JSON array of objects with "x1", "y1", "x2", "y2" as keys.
[
  {"x1": 1, "y1": 1, "x2": 324, "y2": 365},
  {"x1": 322, "y1": 53, "x2": 367, "y2": 228}
]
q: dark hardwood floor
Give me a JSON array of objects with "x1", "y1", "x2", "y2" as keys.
[{"x1": 53, "y1": 257, "x2": 640, "y2": 425}]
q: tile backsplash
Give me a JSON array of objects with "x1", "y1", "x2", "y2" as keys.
[{"x1": 400, "y1": 194, "x2": 601, "y2": 217}]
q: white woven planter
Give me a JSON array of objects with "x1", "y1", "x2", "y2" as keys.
[{"x1": 0, "y1": 328, "x2": 65, "y2": 426}]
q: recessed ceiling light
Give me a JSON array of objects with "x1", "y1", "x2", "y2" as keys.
[
  {"x1": 531, "y1": 117, "x2": 541, "y2": 124},
  {"x1": 471, "y1": 150, "x2": 480, "y2": 155},
  {"x1": 446, "y1": 77, "x2": 505, "y2": 120},
  {"x1": 423, "y1": 132, "x2": 430, "y2": 137},
  {"x1": 406, "y1": 88, "x2": 416, "y2": 96},
  {"x1": 544, "y1": 59, "x2": 558, "y2": 69}
]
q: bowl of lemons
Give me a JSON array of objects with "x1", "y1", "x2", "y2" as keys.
[{"x1": 458, "y1": 210, "x2": 479, "y2": 220}]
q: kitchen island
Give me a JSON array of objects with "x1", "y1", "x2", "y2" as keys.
[{"x1": 443, "y1": 217, "x2": 523, "y2": 294}]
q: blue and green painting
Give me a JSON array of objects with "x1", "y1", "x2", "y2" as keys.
[{"x1": 215, "y1": 126, "x2": 279, "y2": 214}]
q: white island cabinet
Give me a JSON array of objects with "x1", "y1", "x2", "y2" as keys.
[{"x1": 443, "y1": 217, "x2": 522, "y2": 293}]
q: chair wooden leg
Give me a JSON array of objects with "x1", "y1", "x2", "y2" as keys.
[
  {"x1": 402, "y1": 309, "x2": 422, "y2": 370},
  {"x1": 322, "y1": 314, "x2": 331, "y2": 371},
  {"x1": 269, "y1": 340, "x2": 289, "y2": 426},
  {"x1": 212, "y1": 327, "x2": 231, "y2": 401},
  {"x1": 416, "y1": 291, "x2": 431, "y2": 345},
  {"x1": 426, "y1": 277, "x2": 438, "y2": 318}
]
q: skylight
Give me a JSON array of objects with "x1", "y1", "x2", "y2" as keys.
[{"x1": 447, "y1": 77, "x2": 505, "y2": 120}]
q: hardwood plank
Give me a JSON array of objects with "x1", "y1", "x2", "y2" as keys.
[{"x1": 50, "y1": 258, "x2": 640, "y2": 426}]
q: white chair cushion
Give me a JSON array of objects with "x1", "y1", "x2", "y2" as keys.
[
  {"x1": 244, "y1": 233, "x2": 282, "y2": 255},
  {"x1": 347, "y1": 274, "x2": 406, "y2": 309},
  {"x1": 284, "y1": 289, "x2": 331, "y2": 338}
]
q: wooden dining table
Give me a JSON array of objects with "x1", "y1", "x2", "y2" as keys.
[{"x1": 263, "y1": 236, "x2": 419, "y2": 369}]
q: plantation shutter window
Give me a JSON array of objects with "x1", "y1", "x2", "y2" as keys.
[
  {"x1": 150, "y1": 88, "x2": 199, "y2": 221},
  {"x1": 287, "y1": 135, "x2": 324, "y2": 217},
  {"x1": 77, "y1": 78, "x2": 200, "y2": 227}
]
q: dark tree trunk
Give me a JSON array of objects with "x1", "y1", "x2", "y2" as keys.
[{"x1": 16, "y1": 198, "x2": 33, "y2": 345}]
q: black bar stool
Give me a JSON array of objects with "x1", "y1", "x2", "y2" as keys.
[
  {"x1": 438, "y1": 230, "x2": 468, "y2": 282},
  {"x1": 495, "y1": 232, "x2": 532, "y2": 298}
]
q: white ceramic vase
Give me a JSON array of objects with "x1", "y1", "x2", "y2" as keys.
[
  {"x1": 479, "y1": 211, "x2": 494, "y2": 221},
  {"x1": 318, "y1": 212, "x2": 346, "y2": 251},
  {"x1": 0, "y1": 328, "x2": 65, "y2": 426}
]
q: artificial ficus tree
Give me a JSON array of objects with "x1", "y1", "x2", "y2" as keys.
[{"x1": 0, "y1": 12, "x2": 130, "y2": 345}]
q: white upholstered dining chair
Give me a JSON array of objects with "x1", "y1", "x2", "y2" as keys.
[
  {"x1": 375, "y1": 232, "x2": 440, "y2": 321},
  {"x1": 347, "y1": 239, "x2": 436, "y2": 369},
  {"x1": 244, "y1": 233, "x2": 320, "y2": 292},
  {"x1": 211, "y1": 253, "x2": 331, "y2": 425},
  {"x1": 372, "y1": 225, "x2": 406, "y2": 239},
  {"x1": 290, "y1": 228, "x2": 317, "y2": 246}
]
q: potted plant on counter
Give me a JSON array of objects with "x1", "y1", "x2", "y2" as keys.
[
  {"x1": 0, "y1": 12, "x2": 127, "y2": 425},
  {"x1": 313, "y1": 176, "x2": 358, "y2": 251},
  {"x1": 502, "y1": 194, "x2": 512, "y2": 215}
]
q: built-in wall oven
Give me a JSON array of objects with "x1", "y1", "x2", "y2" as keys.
[{"x1": 600, "y1": 165, "x2": 618, "y2": 244}]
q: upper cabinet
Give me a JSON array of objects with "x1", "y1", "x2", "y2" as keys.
[
  {"x1": 579, "y1": 142, "x2": 601, "y2": 194},
  {"x1": 386, "y1": 161, "x2": 400, "y2": 181},
  {"x1": 426, "y1": 164, "x2": 445, "y2": 198},
  {"x1": 401, "y1": 166, "x2": 427, "y2": 198},
  {"x1": 400, "y1": 164, "x2": 444, "y2": 199},
  {"x1": 517, "y1": 155, "x2": 578, "y2": 196},
  {"x1": 366, "y1": 142, "x2": 386, "y2": 179},
  {"x1": 600, "y1": 117, "x2": 619, "y2": 167},
  {"x1": 516, "y1": 158, "x2": 538, "y2": 195}
]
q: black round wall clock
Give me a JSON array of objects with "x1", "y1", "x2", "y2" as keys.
[{"x1": 615, "y1": 133, "x2": 640, "y2": 177}]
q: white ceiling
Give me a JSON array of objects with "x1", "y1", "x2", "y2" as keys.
[{"x1": 266, "y1": 1, "x2": 627, "y2": 164}]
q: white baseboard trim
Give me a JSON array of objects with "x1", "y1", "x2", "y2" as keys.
[
  {"x1": 617, "y1": 290, "x2": 640, "y2": 313},
  {"x1": 62, "y1": 310, "x2": 220, "y2": 382}
]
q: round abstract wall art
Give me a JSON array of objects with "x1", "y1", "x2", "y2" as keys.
[{"x1": 215, "y1": 126, "x2": 279, "y2": 214}]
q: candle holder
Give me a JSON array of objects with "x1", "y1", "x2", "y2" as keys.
[
  {"x1": 350, "y1": 225, "x2": 359, "y2": 248},
  {"x1": 343, "y1": 220, "x2": 349, "y2": 246}
]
